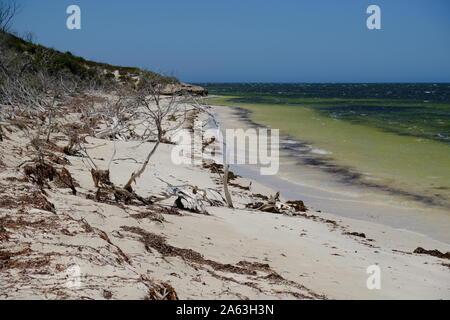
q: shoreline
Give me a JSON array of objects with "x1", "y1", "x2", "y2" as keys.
[
  {"x1": 205, "y1": 94, "x2": 450, "y2": 210},
  {"x1": 228, "y1": 106, "x2": 448, "y2": 209},
  {"x1": 1, "y1": 93, "x2": 449, "y2": 299},
  {"x1": 211, "y1": 104, "x2": 450, "y2": 244}
]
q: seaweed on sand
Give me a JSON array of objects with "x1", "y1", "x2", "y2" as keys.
[
  {"x1": 0, "y1": 190, "x2": 56, "y2": 213},
  {"x1": 144, "y1": 282, "x2": 178, "y2": 300},
  {"x1": 413, "y1": 247, "x2": 450, "y2": 260},
  {"x1": 121, "y1": 226, "x2": 255, "y2": 275}
]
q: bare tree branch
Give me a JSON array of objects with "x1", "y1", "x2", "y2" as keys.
[{"x1": 0, "y1": 0, "x2": 20, "y2": 32}]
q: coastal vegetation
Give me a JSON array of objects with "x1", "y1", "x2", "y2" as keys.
[
  {"x1": 0, "y1": 1, "x2": 220, "y2": 215},
  {"x1": 1, "y1": 1, "x2": 449, "y2": 300}
]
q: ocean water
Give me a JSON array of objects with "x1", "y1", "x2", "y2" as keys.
[{"x1": 202, "y1": 83, "x2": 450, "y2": 211}]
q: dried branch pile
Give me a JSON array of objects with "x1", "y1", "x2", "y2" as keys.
[{"x1": 246, "y1": 192, "x2": 308, "y2": 216}]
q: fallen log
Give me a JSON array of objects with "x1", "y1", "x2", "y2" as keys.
[{"x1": 167, "y1": 186, "x2": 208, "y2": 214}]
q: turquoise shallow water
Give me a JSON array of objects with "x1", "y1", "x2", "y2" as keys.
[
  {"x1": 204, "y1": 83, "x2": 450, "y2": 212},
  {"x1": 203, "y1": 83, "x2": 450, "y2": 144},
  {"x1": 211, "y1": 102, "x2": 450, "y2": 243}
]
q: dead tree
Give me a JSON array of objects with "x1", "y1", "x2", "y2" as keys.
[
  {"x1": 190, "y1": 97, "x2": 235, "y2": 209},
  {"x1": 0, "y1": 0, "x2": 20, "y2": 32},
  {"x1": 154, "y1": 178, "x2": 225, "y2": 214},
  {"x1": 16, "y1": 71, "x2": 64, "y2": 141},
  {"x1": 94, "y1": 89, "x2": 139, "y2": 141},
  {"x1": 223, "y1": 164, "x2": 234, "y2": 208},
  {"x1": 122, "y1": 73, "x2": 188, "y2": 192}
]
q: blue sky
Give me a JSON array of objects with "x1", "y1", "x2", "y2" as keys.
[{"x1": 11, "y1": 0, "x2": 450, "y2": 82}]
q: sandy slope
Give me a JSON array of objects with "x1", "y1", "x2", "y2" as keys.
[{"x1": 0, "y1": 96, "x2": 449, "y2": 300}]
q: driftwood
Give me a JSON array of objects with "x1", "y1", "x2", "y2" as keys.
[
  {"x1": 202, "y1": 136, "x2": 215, "y2": 152},
  {"x1": 165, "y1": 186, "x2": 208, "y2": 214},
  {"x1": 153, "y1": 179, "x2": 226, "y2": 214},
  {"x1": 246, "y1": 192, "x2": 308, "y2": 216},
  {"x1": 90, "y1": 168, "x2": 152, "y2": 206},
  {"x1": 202, "y1": 160, "x2": 240, "y2": 210},
  {"x1": 123, "y1": 140, "x2": 160, "y2": 192},
  {"x1": 285, "y1": 200, "x2": 308, "y2": 212},
  {"x1": 93, "y1": 184, "x2": 152, "y2": 206},
  {"x1": 80, "y1": 140, "x2": 153, "y2": 206},
  {"x1": 223, "y1": 165, "x2": 234, "y2": 209}
]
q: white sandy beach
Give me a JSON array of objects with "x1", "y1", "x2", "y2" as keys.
[{"x1": 0, "y1": 95, "x2": 449, "y2": 300}]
